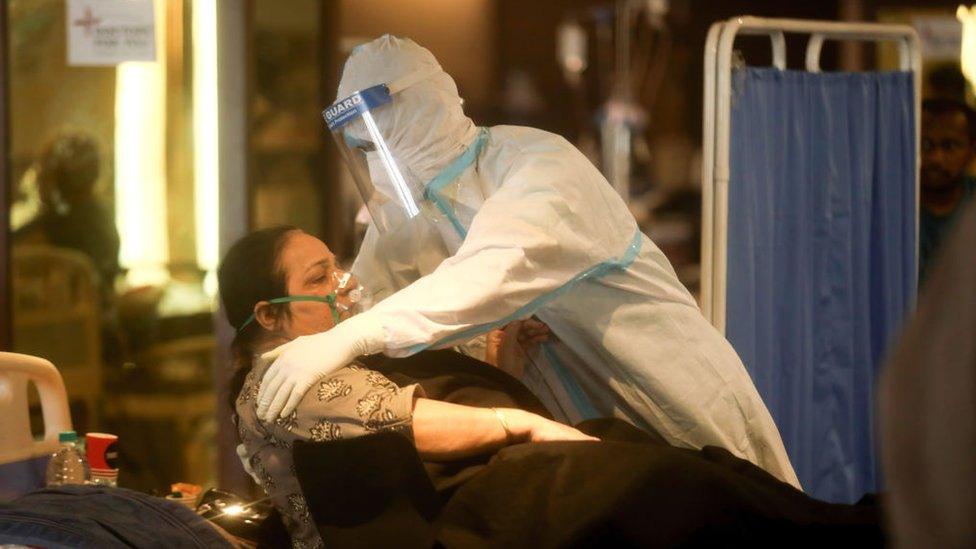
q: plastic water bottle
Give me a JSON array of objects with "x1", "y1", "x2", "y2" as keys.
[{"x1": 45, "y1": 431, "x2": 90, "y2": 486}]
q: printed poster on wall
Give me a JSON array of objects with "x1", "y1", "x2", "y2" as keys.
[{"x1": 67, "y1": 0, "x2": 156, "y2": 66}]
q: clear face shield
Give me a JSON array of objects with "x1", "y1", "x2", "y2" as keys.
[{"x1": 324, "y1": 84, "x2": 427, "y2": 234}]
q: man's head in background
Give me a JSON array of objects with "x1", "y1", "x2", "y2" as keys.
[
  {"x1": 926, "y1": 64, "x2": 967, "y2": 103},
  {"x1": 921, "y1": 98, "x2": 976, "y2": 194},
  {"x1": 36, "y1": 132, "x2": 100, "y2": 210}
]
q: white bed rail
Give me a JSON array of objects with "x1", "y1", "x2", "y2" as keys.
[{"x1": 701, "y1": 16, "x2": 921, "y2": 334}]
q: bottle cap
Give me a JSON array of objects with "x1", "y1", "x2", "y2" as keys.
[{"x1": 58, "y1": 431, "x2": 78, "y2": 443}]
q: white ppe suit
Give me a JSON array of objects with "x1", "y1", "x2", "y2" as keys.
[{"x1": 261, "y1": 35, "x2": 800, "y2": 488}]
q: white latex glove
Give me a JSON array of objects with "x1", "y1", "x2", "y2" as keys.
[
  {"x1": 256, "y1": 313, "x2": 385, "y2": 421},
  {"x1": 236, "y1": 444, "x2": 261, "y2": 485}
]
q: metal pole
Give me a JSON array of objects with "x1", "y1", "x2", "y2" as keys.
[
  {"x1": 0, "y1": 0, "x2": 11, "y2": 351},
  {"x1": 701, "y1": 22, "x2": 722, "y2": 321},
  {"x1": 318, "y1": 0, "x2": 343, "y2": 259},
  {"x1": 214, "y1": 0, "x2": 251, "y2": 495}
]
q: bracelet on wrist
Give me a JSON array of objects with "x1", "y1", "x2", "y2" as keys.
[{"x1": 491, "y1": 407, "x2": 515, "y2": 445}]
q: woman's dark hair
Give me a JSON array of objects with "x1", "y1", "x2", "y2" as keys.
[{"x1": 218, "y1": 225, "x2": 299, "y2": 412}]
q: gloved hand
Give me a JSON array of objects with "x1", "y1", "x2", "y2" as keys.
[{"x1": 256, "y1": 312, "x2": 385, "y2": 421}]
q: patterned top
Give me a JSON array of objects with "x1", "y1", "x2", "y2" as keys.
[{"x1": 235, "y1": 354, "x2": 424, "y2": 549}]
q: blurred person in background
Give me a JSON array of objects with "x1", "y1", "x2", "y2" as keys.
[
  {"x1": 925, "y1": 64, "x2": 967, "y2": 103},
  {"x1": 15, "y1": 131, "x2": 120, "y2": 307},
  {"x1": 919, "y1": 99, "x2": 976, "y2": 282},
  {"x1": 881, "y1": 199, "x2": 976, "y2": 549},
  {"x1": 14, "y1": 131, "x2": 122, "y2": 360}
]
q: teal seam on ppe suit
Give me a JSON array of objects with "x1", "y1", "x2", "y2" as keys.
[{"x1": 415, "y1": 127, "x2": 644, "y2": 420}]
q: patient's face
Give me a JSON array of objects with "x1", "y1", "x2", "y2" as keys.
[{"x1": 278, "y1": 231, "x2": 359, "y2": 338}]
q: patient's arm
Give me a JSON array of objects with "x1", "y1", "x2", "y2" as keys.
[
  {"x1": 246, "y1": 362, "x2": 595, "y2": 464},
  {"x1": 412, "y1": 398, "x2": 596, "y2": 462}
]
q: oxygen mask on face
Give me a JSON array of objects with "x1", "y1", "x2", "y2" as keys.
[{"x1": 333, "y1": 271, "x2": 372, "y2": 315}]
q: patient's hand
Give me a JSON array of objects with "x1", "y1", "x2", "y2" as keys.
[
  {"x1": 485, "y1": 318, "x2": 551, "y2": 378},
  {"x1": 510, "y1": 410, "x2": 599, "y2": 443}
]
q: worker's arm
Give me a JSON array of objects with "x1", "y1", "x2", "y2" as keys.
[{"x1": 366, "y1": 142, "x2": 639, "y2": 356}]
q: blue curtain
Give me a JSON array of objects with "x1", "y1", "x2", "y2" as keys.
[{"x1": 727, "y1": 68, "x2": 916, "y2": 503}]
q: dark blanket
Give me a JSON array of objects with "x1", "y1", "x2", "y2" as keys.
[
  {"x1": 0, "y1": 485, "x2": 233, "y2": 548},
  {"x1": 294, "y1": 350, "x2": 883, "y2": 548}
]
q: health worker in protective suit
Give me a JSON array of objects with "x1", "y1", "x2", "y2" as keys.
[{"x1": 256, "y1": 35, "x2": 800, "y2": 488}]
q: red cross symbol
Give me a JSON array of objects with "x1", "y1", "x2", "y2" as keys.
[{"x1": 73, "y1": 7, "x2": 101, "y2": 36}]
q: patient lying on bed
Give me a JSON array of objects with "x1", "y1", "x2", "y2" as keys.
[{"x1": 220, "y1": 227, "x2": 883, "y2": 548}]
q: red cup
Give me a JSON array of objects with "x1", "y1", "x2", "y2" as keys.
[{"x1": 85, "y1": 432, "x2": 118, "y2": 470}]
